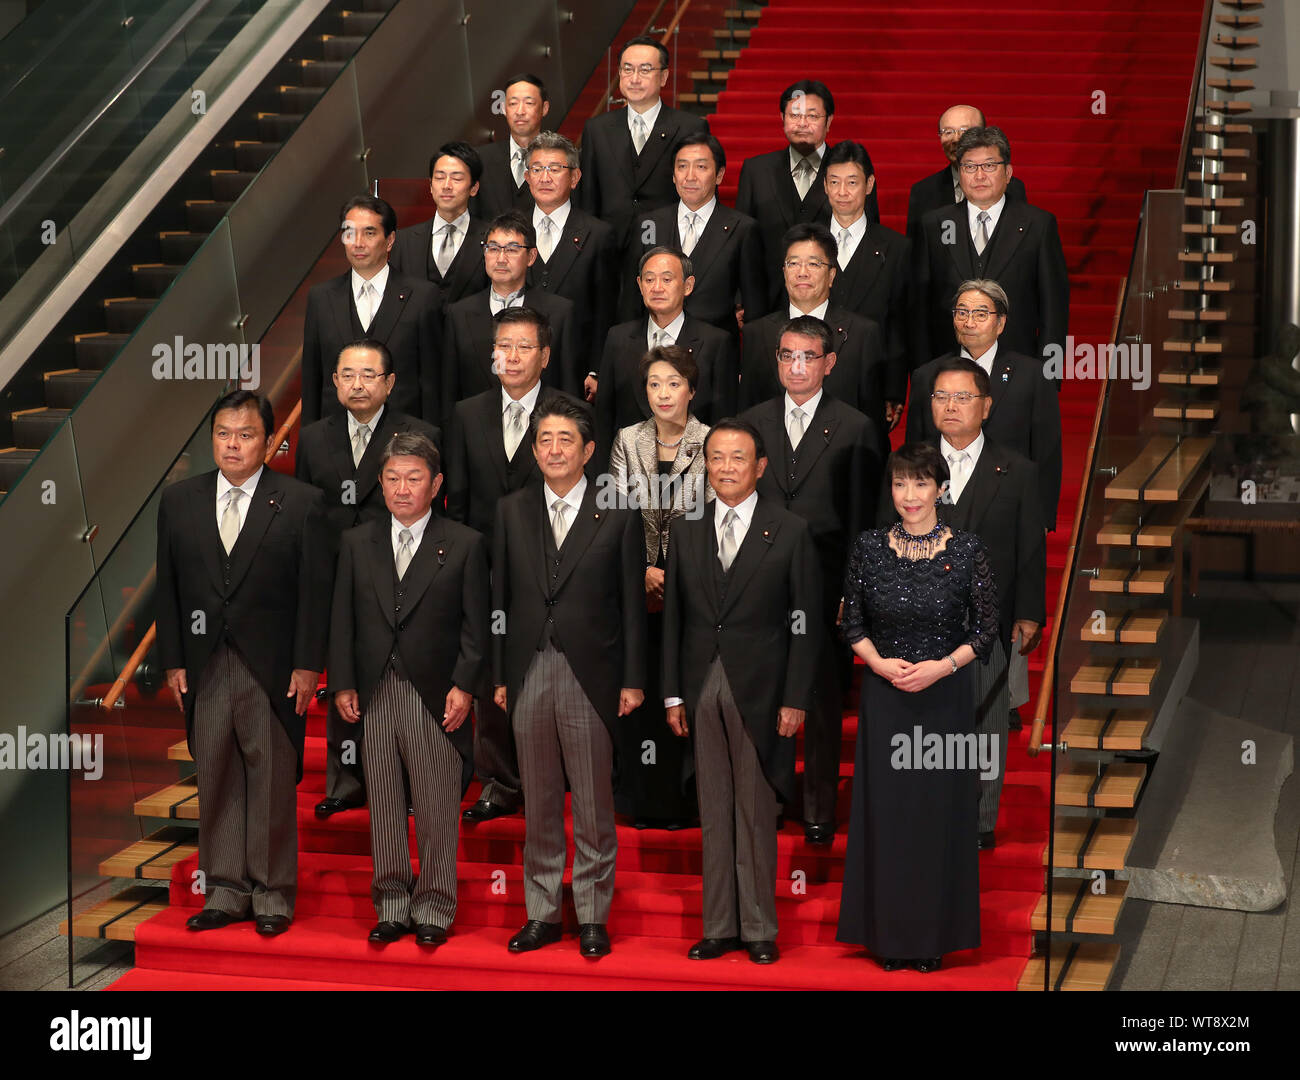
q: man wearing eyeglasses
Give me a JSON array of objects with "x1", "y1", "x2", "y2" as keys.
[
  {"x1": 473, "y1": 73, "x2": 547, "y2": 221},
  {"x1": 576, "y1": 35, "x2": 708, "y2": 248},
  {"x1": 912, "y1": 126, "x2": 1068, "y2": 372},
  {"x1": 524, "y1": 132, "x2": 617, "y2": 405},
  {"x1": 905, "y1": 106, "x2": 1027, "y2": 239},
  {"x1": 442, "y1": 210, "x2": 576, "y2": 409},
  {"x1": 296, "y1": 339, "x2": 442, "y2": 819},
  {"x1": 389, "y1": 142, "x2": 490, "y2": 312}
]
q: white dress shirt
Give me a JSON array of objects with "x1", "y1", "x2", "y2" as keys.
[
  {"x1": 347, "y1": 405, "x2": 384, "y2": 459},
  {"x1": 216, "y1": 467, "x2": 263, "y2": 533},
  {"x1": 489, "y1": 285, "x2": 526, "y2": 314},
  {"x1": 941, "y1": 430, "x2": 985, "y2": 505},
  {"x1": 543, "y1": 474, "x2": 588, "y2": 539},
  {"x1": 784, "y1": 389, "x2": 823, "y2": 449},
  {"x1": 351, "y1": 264, "x2": 389, "y2": 329},
  {"x1": 431, "y1": 208, "x2": 470, "y2": 263},
  {"x1": 627, "y1": 98, "x2": 663, "y2": 147},
  {"x1": 533, "y1": 200, "x2": 572, "y2": 260},
  {"x1": 967, "y1": 195, "x2": 1006, "y2": 246},
  {"x1": 832, "y1": 212, "x2": 867, "y2": 269},
  {"x1": 647, "y1": 309, "x2": 686, "y2": 350},
  {"x1": 391, "y1": 508, "x2": 432, "y2": 562},
  {"x1": 678, "y1": 196, "x2": 716, "y2": 250},
  {"x1": 789, "y1": 143, "x2": 826, "y2": 178},
  {"x1": 960, "y1": 339, "x2": 999, "y2": 378},
  {"x1": 502, "y1": 380, "x2": 543, "y2": 424},
  {"x1": 789, "y1": 298, "x2": 830, "y2": 321}
]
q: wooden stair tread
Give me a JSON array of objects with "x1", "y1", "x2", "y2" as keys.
[
  {"x1": 59, "y1": 886, "x2": 166, "y2": 942},
  {"x1": 1206, "y1": 77, "x2": 1255, "y2": 90},
  {"x1": 1070, "y1": 659, "x2": 1159, "y2": 697},
  {"x1": 134, "y1": 776, "x2": 199, "y2": 819},
  {"x1": 1097, "y1": 503, "x2": 1183, "y2": 548},
  {"x1": 1056, "y1": 762, "x2": 1148, "y2": 808},
  {"x1": 168, "y1": 739, "x2": 192, "y2": 762},
  {"x1": 1062, "y1": 708, "x2": 1155, "y2": 751},
  {"x1": 1192, "y1": 146, "x2": 1251, "y2": 157},
  {"x1": 1031, "y1": 879, "x2": 1128, "y2": 935},
  {"x1": 1105, "y1": 436, "x2": 1213, "y2": 502},
  {"x1": 1048, "y1": 817, "x2": 1137, "y2": 870},
  {"x1": 98, "y1": 826, "x2": 197, "y2": 879},
  {"x1": 1174, "y1": 278, "x2": 1232, "y2": 291},
  {"x1": 1153, "y1": 399, "x2": 1219, "y2": 421},
  {"x1": 1177, "y1": 250, "x2": 1236, "y2": 262},
  {"x1": 1178, "y1": 225, "x2": 1237, "y2": 238},
  {"x1": 1168, "y1": 304, "x2": 1229, "y2": 315},
  {"x1": 1191, "y1": 128, "x2": 1250, "y2": 139},
  {"x1": 1159, "y1": 365, "x2": 1222, "y2": 387},
  {"x1": 1187, "y1": 172, "x2": 1247, "y2": 184},
  {"x1": 1080, "y1": 609, "x2": 1167, "y2": 644},
  {"x1": 1018, "y1": 942, "x2": 1121, "y2": 991},
  {"x1": 1205, "y1": 101, "x2": 1254, "y2": 113},
  {"x1": 1163, "y1": 339, "x2": 1224, "y2": 353}
]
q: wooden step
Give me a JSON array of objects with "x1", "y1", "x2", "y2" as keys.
[
  {"x1": 1193, "y1": 125, "x2": 1251, "y2": 138},
  {"x1": 1105, "y1": 435, "x2": 1214, "y2": 502},
  {"x1": 699, "y1": 49, "x2": 742, "y2": 60},
  {"x1": 1031, "y1": 879, "x2": 1129, "y2": 935},
  {"x1": 1159, "y1": 365, "x2": 1221, "y2": 387},
  {"x1": 59, "y1": 886, "x2": 167, "y2": 942},
  {"x1": 1080, "y1": 609, "x2": 1167, "y2": 645},
  {"x1": 1153, "y1": 398, "x2": 1219, "y2": 421},
  {"x1": 1163, "y1": 338, "x2": 1224, "y2": 353},
  {"x1": 1207, "y1": 77, "x2": 1255, "y2": 91},
  {"x1": 1168, "y1": 303, "x2": 1229, "y2": 317},
  {"x1": 1019, "y1": 942, "x2": 1121, "y2": 991},
  {"x1": 712, "y1": 27, "x2": 750, "y2": 39},
  {"x1": 1062, "y1": 708, "x2": 1155, "y2": 751},
  {"x1": 1048, "y1": 817, "x2": 1137, "y2": 870},
  {"x1": 678, "y1": 93, "x2": 720, "y2": 105},
  {"x1": 1174, "y1": 278, "x2": 1232, "y2": 291},
  {"x1": 1193, "y1": 146, "x2": 1250, "y2": 158},
  {"x1": 1057, "y1": 762, "x2": 1148, "y2": 808},
  {"x1": 167, "y1": 739, "x2": 192, "y2": 762},
  {"x1": 1177, "y1": 249, "x2": 1236, "y2": 263},
  {"x1": 133, "y1": 776, "x2": 199, "y2": 820},
  {"x1": 1089, "y1": 568, "x2": 1173, "y2": 595},
  {"x1": 1097, "y1": 504, "x2": 1180, "y2": 548},
  {"x1": 1209, "y1": 54, "x2": 1257, "y2": 68},
  {"x1": 1205, "y1": 101, "x2": 1253, "y2": 113},
  {"x1": 99, "y1": 826, "x2": 197, "y2": 880},
  {"x1": 1215, "y1": 12, "x2": 1262, "y2": 26},
  {"x1": 1179, "y1": 224, "x2": 1238, "y2": 237},
  {"x1": 724, "y1": 7, "x2": 761, "y2": 19},
  {"x1": 1070, "y1": 659, "x2": 1159, "y2": 697}
]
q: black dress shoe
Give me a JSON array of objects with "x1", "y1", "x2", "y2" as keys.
[
  {"x1": 880, "y1": 957, "x2": 908, "y2": 972},
  {"x1": 255, "y1": 914, "x2": 291, "y2": 936},
  {"x1": 186, "y1": 909, "x2": 243, "y2": 931},
  {"x1": 687, "y1": 936, "x2": 744, "y2": 960},
  {"x1": 803, "y1": 821, "x2": 835, "y2": 845},
  {"x1": 913, "y1": 956, "x2": 943, "y2": 973},
  {"x1": 578, "y1": 923, "x2": 610, "y2": 958},
  {"x1": 314, "y1": 797, "x2": 359, "y2": 820},
  {"x1": 1008, "y1": 707, "x2": 1023, "y2": 732},
  {"x1": 415, "y1": 924, "x2": 447, "y2": 947},
  {"x1": 368, "y1": 921, "x2": 409, "y2": 944},
  {"x1": 462, "y1": 799, "x2": 517, "y2": 823},
  {"x1": 745, "y1": 940, "x2": 779, "y2": 964},
  {"x1": 978, "y1": 831, "x2": 996, "y2": 850},
  {"x1": 507, "y1": 920, "x2": 562, "y2": 952}
]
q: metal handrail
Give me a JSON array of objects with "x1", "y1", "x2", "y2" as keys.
[{"x1": 587, "y1": 0, "x2": 692, "y2": 119}]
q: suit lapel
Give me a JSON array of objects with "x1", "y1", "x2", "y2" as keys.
[
  {"x1": 633, "y1": 420, "x2": 658, "y2": 480},
  {"x1": 367, "y1": 277, "x2": 412, "y2": 345},
  {"x1": 985, "y1": 349, "x2": 1017, "y2": 424},
  {"x1": 629, "y1": 323, "x2": 653, "y2": 419},
  {"x1": 551, "y1": 482, "x2": 606, "y2": 594},
  {"x1": 353, "y1": 408, "x2": 395, "y2": 503},
  {"x1": 479, "y1": 393, "x2": 511, "y2": 490},
  {"x1": 396, "y1": 523, "x2": 447, "y2": 616},
  {"x1": 447, "y1": 219, "x2": 488, "y2": 291},
  {"x1": 539, "y1": 209, "x2": 588, "y2": 289},
  {"x1": 720, "y1": 500, "x2": 781, "y2": 617},
  {"x1": 942, "y1": 205, "x2": 975, "y2": 282},
  {"x1": 191, "y1": 473, "x2": 224, "y2": 593},
  {"x1": 684, "y1": 205, "x2": 732, "y2": 280},
  {"x1": 225, "y1": 471, "x2": 281, "y2": 595},
  {"x1": 951, "y1": 444, "x2": 1000, "y2": 533},
  {"x1": 840, "y1": 225, "x2": 886, "y2": 299},
  {"x1": 634, "y1": 108, "x2": 677, "y2": 186},
  {"x1": 329, "y1": 274, "x2": 354, "y2": 345},
  {"x1": 367, "y1": 521, "x2": 397, "y2": 628},
  {"x1": 754, "y1": 401, "x2": 791, "y2": 497},
  {"x1": 982, "y1": 200, "x2": 1029, "y2": 281},
  {"x1": 405, "y1": 220, "x2": 435, "y2": 281},
  {"x1": 791, "y1": 397, "x2": 837, "y2": 487},
  {"x1": 327, "y1": 413, "x2": 357, "y2": 489}
]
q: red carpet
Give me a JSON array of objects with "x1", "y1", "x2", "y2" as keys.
[{"x1": 107, "y1": 0, "x2": 1202, "y2": 990}]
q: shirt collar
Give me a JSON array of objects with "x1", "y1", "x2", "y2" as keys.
[
  {"x1": 502, "y1": 379, "x2": 543, "y2": 415},
  {"x1": 679, "y1": 196, "x2": 717, "y2": 229},
  {"x1": 785, "y1": 388, "x2": 823, "y2": 421},
  {"x1": 434, "y1": 208, "x2": 470, "y2": 236},
  {"x1": 648, "y1": 309, "x2": 687, "y2": 344},
  {"x1": 347, "y1": 404, "x2": 384, "y2": 437},
  {"x1": 941, "y1": 430, "x2": 985, "y2": 465},
  {"x1": 790, "y1": 298, "x2": 830, "y2": 321},
  {"x1": 533, "y1": 200, "x2": 571, "y2": 236},
  {"x1": 833, "y1": 213, "x2": 867, "y2": 244},
  {"x1": 391, "y1": 508, "x2": 432, "y2": 548},
  {"x1": 544, "y1": 474, "x2": 588, "y2": 514},
  {"x1": 217, "y1": 466, "x2": 262, "y2": 502},
  {"x1": 352, "y1": 263, "x2": 389, "y2": 301},
  {"x1": 628, "y1": 98, "x2": 662, "y2": 134},
  {"x1": 789, "y1": 144, "x2": 825, "y2": 174},
  {"x1": 715, "y1": 489, "x2": 758, "y2": 531},
  {"x1": 960, "y1": 339, "x2": 999, "y2": 371},
  {"x1": 967, "y1": 195, "x2": 1006, "y2": 232}
]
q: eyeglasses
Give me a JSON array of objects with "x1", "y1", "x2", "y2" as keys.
[
  {"x1": 939, "y1": 125, "x2": 975, "y2": 138},
  {"x1": 783, "y1": 258, "x2": 830, "y2": 272},
  {"x1": 786, "y1": 111, "x2": 826, "y2": 123},
  {"x1": 483, "y1": 242, "x2": 529, "y2": 255},
  {"x1": 620, "y1": 63, "x2": 663, "y2": 76},
  {"x1": 952, "y1": 307, "x2": 996, "y2": 323},
  {"x1": 960, "y1": 161, "x2": 1006, "y2": 174},
  {"x1": 526, "y1": 163, "x2": 572, "y2": 176},
  {"x1": 777, "y1": 349, "x2": 825, "y2": 365},
  {"x1": 337, "y1": 370, "x2": 385, "y2": 385},
  {"x1": 931, "y1": 391, "x2": 984, "y2": 405},
  {"x1": 494, "y1": 342, "x2": 540, "y2": 356}
]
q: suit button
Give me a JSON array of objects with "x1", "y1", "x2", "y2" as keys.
[
  {"x1": 715, "y1": 624, "x2": 723, "y2": 632},
  {"x1": 390, "y1": 654, "x2": 397, "y2": 662},
  {"x1": 399, "y1": 622, "x2": 406, "y2": 631},
  {"x1": 395, "y1": 603, "x2": 401, "y2": 612},
  {"x1": 546, "y1": 616, "x2": 554, "y2": 624},
  {"x1": 223, "y1": 600, "x2": 229, "y2": 607}
]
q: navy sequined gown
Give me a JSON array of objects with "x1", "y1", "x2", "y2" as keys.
[{"x1": 835, "y1": 527, "x2": 999, "y2": 959}]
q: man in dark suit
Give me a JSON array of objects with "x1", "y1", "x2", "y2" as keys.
[
  {"x1": 929, "y1": 358, "x2": 1045, "y2": 849},
  {"x1": 524, "y1": 132, "x2": 618, "y2": 401},
  {"x1": 622, "y1": 131, "x2": 767, "y2": 339},
  {"x1": 444, "y1": 306, "x2": 589, "y2": 823},
  {"x1": 905, "y1": 105, "x2": 1028, "y2": 239},
  {"x1": 388, "y1": 142, "x2": 490, "y2": 311},
  {"x1": 663, "y1": 419, "x2": 821, "y2": 964},
  {"x1": 595, "y1": 247, "x2": 735, "y2": 461},
  {"x1": 330, "y1": 432, "x2": 489, "y2": 947},
  {"x1": 739, "y1": 223, "x2": 893, "y2": 449},
  {"x1": 492, "y1": 396, "x2": 646, "y2": 958},
  {"x1": 472, "y1": 73, "x2": 546, "y2": 221},
  {"x1": 302, "y1": 195, "x2": 441, "y2": 424},
  {"x1": 912, "y1": 126, "x2": 1068, "y2": 370},
  {"x1": 576, "y1": 35, "x2": 708, "y2": 248},
  {"x1": 906, "y1": 278, "x2": 1062, "y2": 531},
  {"x1": 825, "y1": 140, "x2": 910, "y2": 414},
  {"x1": 736, "y1": 80, "x2": 879, "y2": 305},
  {"x1": 156, "y1": 390, "x2": 331, "y2": 935},
  {"x1": 296, "y1": 339, "x2": 440, "y2": 819},
  {"x1": 741, "y1": 316, "x2": 881, "y2": 844},
  {"x1": 442, "y1": 210, "x2": 576, "y2": 407}
]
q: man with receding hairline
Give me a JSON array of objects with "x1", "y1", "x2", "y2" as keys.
[{"x1": 474, "y1": 73, "x2": 547, "y2": 220}]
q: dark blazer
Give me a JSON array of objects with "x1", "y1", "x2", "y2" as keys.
[
  {"x1": 492, "y1": 481, "x2": 647, "y2": 733},
  {"x1": 620, "y1": 201, "x2": 769, "y2": 332},
  {"x1": 526, "y1": 205, "x2": 618, "y2": 380},
  {"x1": 328, "y1": 516, "x2": 489, "y2": 776},
  {"x1": 661, "y1": 498, "x2": 822, "y2": 802},
  {"x1": 738, "y1": 305, "x2": 889, "y2": 448},
  {"x1": 906, "y1": 348, "x2": 1062, "y2": 530},
  {"x1": 388, "y1": 215, "x2": 490, "y2": 310},
  {"x1": 155, "y1": 469, "x2": 331, "y2": 776},
  {"x1": 442, "y1": 287, "x2": 577, "y2": 409},
  {"x1": 443, "y1": 384, "x2": 588, "y2": 545},
  {"x1": 577, "y1": 106, "x2": 709, "y2": 246},
  {"x1": 735, "y1": 144, "x2": 879, "y2": 306},
  {"x1": 741, "y1": 394, "x2": 882, "y2": 618},
  {"x1": 912, "y1": 198, "x2": 1069, "y2": 369},
  {"x1": 905, "y1": 165, "x2": 1027, "y2": 239},
  {"x1": 294, "y1": 408, "x2": 441, "y2": 555},
  {"x1": 827, "y1": 220, "x2": 911, "y2": 403},
  {"x1": 472, "y1": 138, "x2": 534, "y2": 221},
  {"x1": 301, "y1": 269, "x2": 442, "y2": 425},
  {"x1": 595, "y1": 315, "x2": 736, "y2": 461}
]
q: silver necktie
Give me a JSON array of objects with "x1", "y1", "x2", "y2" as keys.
[
  {"x1": 975, "y1": 210, "x2": 991, "y2": 256},
  {"x1": 435, "y1": 222, "x2": 456, "y2": 276},
  {"x1": 357, "y1": 282, "x2": 375, "y2": 331},
  {"x1": 492, "y1": 288, "x2": 522, "y2": 313},
  {"x1": 395, "y1": 527, "x2": 413, "y2": 579},
  {"x1": 651, "y1": 327, "x2": 665, "y2": 349},
  {"x1": 838, "y1": 228, "x2": 853, "y2": 269},
  {"x1": 793, "y1": 156, "x2": 815, "y2": 199},
  {"x1": 788, "y1": 406, "x2": 807, "y2": 450},
  {"x1": 504, "y1": 401, "x2": 526, "y2": 459},
  {"x1": 537, "y1": 216, "x2": 555, "y2": 261},
  {"x1": 632, "y1": 114, "x2": 648, "y2": 153},
  {"x1": 947, "y1": 450, "x2": 970, "y2": 502},
  {"x1": 512, "y1": 147, "x2": 526, "y2": 187},
  {"x1": 219, "y1": 488, "x2": 243, "y2": 555},
  {"x1": 681, "y1": 211, "x2": 700, "y2": 255},
  {"x1": 351, "y1": 422, "x2": 371, "y2": 467},
  {"x1": 551, "y1": 499, "x2": 572, "y2": 548},
  {"x1": 718, "y1": 508, "x2": 738, "y2": 571}
]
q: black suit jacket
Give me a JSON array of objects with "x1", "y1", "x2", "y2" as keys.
[
  {"x1": 301, "y1": 269, "x2": 442, "y2": 424},
  {"x1": 577, "y1": 106, "x2": 709, "y2": 246},
  {"x1": 912, "y1": 198, "x2": 1069, "y2": 369},
  {"x1": 620, "y1": 201, "x2": 769, "y2": 332},
  {"x1": 526, "y1": 205, "x2": 618, "y2": 380},
  {"x1": 735, "y1": 144, "x2": 879, "y2": 306},
  {"x1": 827, "y1": 220, "x2": 911, "y2": 402},
  {"x1": 906, "y1": 348, "x2": 1062, "y2": 529},
  {"x1": 442, "y1": 287, "x2": 577, "y2": 409},
  {"x1": 388, "y1": 215, "x2": 490, "y2": 310},
  {"x1": 905, "y1": 165, "x2": 1027, "y2": 239},
  {"x1": 155, "y1": 469, "x2": 331, "y2": 776},
  {"x1": 471, "y1": 138, "x2": 534, "y2": 221},
  {"x1": 742, "y1": 394, "x2": 882, "y2": 618},
  {"x1": 738, "y1": 305, "x2": 889, "y2": 449},
  {"x1": 492, "y1": 482, "x2": 647, "y2": 733},
  {"x1": 328, "y1": 516, "x2": 489, "y2": 774},
  {"x1": 443, "y1": 384, "x2": 588, "y2": 545},
  {"x1": 595, "y1": 315, "x2": 736, "y2": 461},
  {"x1": 661, "y1": 498, "x2": 822, "y2": 802},
  {"x1": 295, "y1": 408, "x2": 441, "y2": 555}
]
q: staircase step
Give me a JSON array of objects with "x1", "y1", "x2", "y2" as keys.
[
  {"x1": 1048, "y1": 817, "x2": 1136, "y2": 871},
  {"x1": 74, "y1": 332, "x2": 129, "y2": 370},
  {"x1": 9, "y1": 407, "x2": 69, "y2": 448},
  {"x1": 1153, "y1": 398, "x2": 1218, "y2": 421},
  {"x1": 1062, "y1": 708, "x2": 1155, "y2": 752},
  {"x1": 1105, "y1": 435, "x2": 1213, "y2": 502},
  {"x1": 131, "y1": 262, "x2": 185, "y2": 297},
  {"x1": 184, "y1": 199, "x2": 232, "y2": 232},
  {"x1": 278, "y1": 84, "x2": 325, "y2": 112},
  {"x1": 44, "y1": 368, "x2": 101, "y2": 409},
  {"x1": 168, "y1": 739, "x2": 192, "y2": 762},
  {"x1": 102, "y1": 296, "x2": 153, "y2": 333},
  {"x1": 1031, "y1": 879, "x2": 1128, "y2": 934},
  {"x1": 337, "y1": 9, "x2": 386, "y2": 34},
  {"x1": 1080, "y1": 609, "x2": 1167, "y2": 645},
  {"x1": 1208, "y1": 55, "x2": 1257, "y2": 68},
  {"x1": 256, "y1": 112, "x2": 304, "y2": 140},
  {"x1": 1206, "y1": 77, "x2": 1255, "y2": 90},
  {"x1": 1192, "y1": 125, "x2": 1251, "y2": 138},
  {"x1": 1056, "y1": 762, "x2": 1148, "y2": 808},
  {"x1": 159, "y1": 231, "x2": 206, "y2": 263},
  {"x1": 1158, "y1": 365, "x2": 1221, "y2": 386},
  {"x1": 59, "y1": 885, "x2": 167, "y2": 942},
  {"x1": 0, "y1": 448, "x2": 38, "y2": 493},
  {"x1": 1178, "y1": 223, "x2": 1237, "y2": 237},
  {"x1": 99, "y1": 826, "x2": 198, "y2": 880},
  {"x1": 134, "y1": 776, "x2": 199, "y2": 820},
  {"x1": 1019, "y1": 942, "x2": 1120, "y2": 990},
  {"x1": 1070, "y1": 660, "x2": 1159, "y2": 698},
  {"x1": 1163, "y1": 337, "x2": 1223, "y2": 353},
  {"x1": 1204, "y1": 100, "x2": 1253, "y2": 113},
  {"x1": 1174, "y1": 278, "x2": 1232, "y2": 291},
  {"x1": 1177, "y1": 249, "x2": 1236, "y2": 263},
  {"x1": 288, "y1": 57, "x2": 346, "y2": 87},
  {"x1": 1192, "y1": 146, "x2": 1251, "y2": 158},
  {"x1": 319, "y1": 33, "x2": 367, "y2": 61},
  {"x1": 230, "y1": 139, "x2": 281, "y2": 170},
  {"x1": 208, "y1": 169, "x2": 259, "y2": 201},
  {"x1": 1088, "y1": 568, "x2": 1173, "y2": 596}
]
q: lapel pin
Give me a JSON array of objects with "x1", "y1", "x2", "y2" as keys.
[
  {"x1": 268, "y1": 498, "x2": 280, "y2": 513},
  {"x1": 722, "y1": 224, "x2": 730, "y2": 231},
  {"x1": 398, "y1": 291, "x2": 408, "y2": 301},
  {"x1": 437, "y1": 546, "x2": 446, "y2": 565},
  {"x1": 593, "y1": 512, "x2": 601, "y2": 521}
]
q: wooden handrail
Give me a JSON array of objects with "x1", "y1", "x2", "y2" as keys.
[
  {"x1": 99, "y1": 625, "x2": 156, "y2": 711},
  {"x1": 587, "y1": 0, "x2": 691, "y2": 120},
  {"x1": 1026, "y1": 278, "x2": 1125, "y2": 757},
  {"x1": 70, "y1": 565, "x2": 156, "y2": 705},
  {"x1": 270, "y1": 399, "x2": 301, "y2": 455}
]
